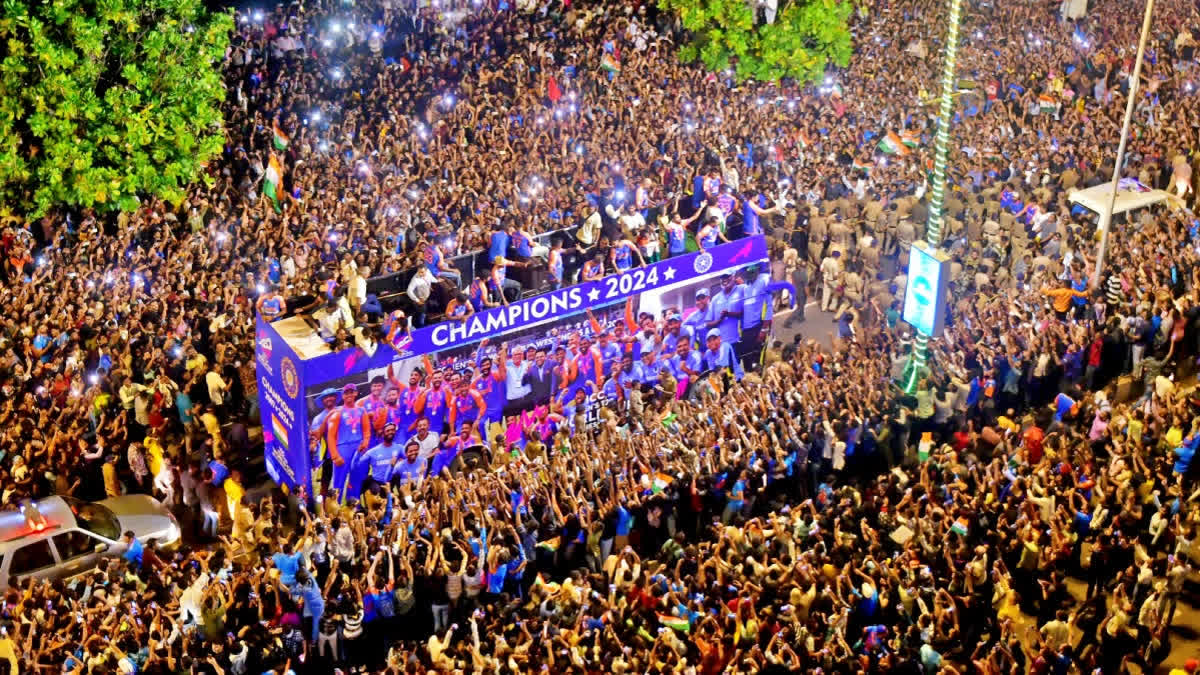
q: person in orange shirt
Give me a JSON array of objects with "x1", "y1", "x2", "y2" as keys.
[{"x1": 1041, "y1": 281, "x2": 1088, "y2": 318}]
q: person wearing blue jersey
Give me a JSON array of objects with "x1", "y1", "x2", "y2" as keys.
[
  {"x1": 386, "y1": 363, "x2": 426, "y2": 434},
  {"x1": 473, "y1": 339, "x2": 511, "y2": 428},
  {"x1": 737, "y1": 264, "x2": 795, "y2": 370},
  {"x1": 347, "y1": 422, "x2": 402, "y2": 499},
  {"x1": 449, "y1": 378, "x2": 487, "y2": 436},
  {"x1": 609, "y1": 238, "x2": 644, "y2": 272},
  {"x1": 682, "y1": 288, "x2": 714, "y2": 350},
  {"x1": 546, "y1": 236, "x2": 566, "y2": 289},
  {"x1": 739, "y1": 187, "x2": 780, "y2": 238},
  {"x1": 468, "y1": 269, "x2": 499, "y2": 313},
  {"x1": 420, "y1": 369, "x2": 453, "y2": 433},
  {"x1": 702, "y1": 328, "x2": 744, "y2": 383},
  {"x1": 391, "y1": 440, "x2": 427, "y2": 488},
  {"x1": 632, "y1": 348, "x2": 663, "y2": 388},
  {"x1": 487, "y1": 222, "x2": 512, "y2": 263},
  {"x1": 255, "y1": 285, "x2": 287, "y2": 322},
  {"x1": 358, "y1": 376, "x2": 388, "y2": 440},
  {"x1": 430, "y1": 427, "x2": 470, "y2": 478},
  {"x1": 709, "y1": 273, "x2": 745, "y2": 353},
  {"x1": 696, "y1": 215, "x2": 728, "y2": 251},
  {"x1": 312, "y1": 383, "x2": 372, "y2": 502},
  {"x1": 660, "y1": 311, "x2": 692, "y2": 355},
  {"x1": 663, "y1": 201, "x2": 706, "y2": 258},
  {"x1": 308, "y1": 388, "x2": 340, "y2": 492},
  {"x1": 667, "y1": 339, "x2": 704, "y2": 400},
  {"x1": 593, "y1": 329, "x2": 623, "y2": 377}
]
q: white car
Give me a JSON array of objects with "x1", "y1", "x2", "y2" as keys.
[{"x1": 0, "y1": 495, "x2": 181, "y2": 590}]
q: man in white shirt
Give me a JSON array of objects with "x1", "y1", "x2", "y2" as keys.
[
  {"x1": 351, "y1": 265, "x2": 370, "y2": 310},
  {"x1": 407, "y1": 266, "x2": 433, "y2": 327},
  {"x1": 205, "y1": 366, "x2": 227, "y2": 409},
  {"x1": 407, "y1": 417, "x2": 442, "y2": 462}
]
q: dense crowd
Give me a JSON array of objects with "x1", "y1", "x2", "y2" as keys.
[{"x1": 2, "y1": 0, "x2": 1200, "y2": 671}]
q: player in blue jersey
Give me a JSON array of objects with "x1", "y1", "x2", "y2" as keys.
[{"x1": 346, "y1": 422, "x2": 402, "y2": 499}]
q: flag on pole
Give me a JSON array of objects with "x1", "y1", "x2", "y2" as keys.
[
  {"x1": 264, "y1": 154, "x2": 283, "y2": 213},
  {"x1": 657, "y1": 613, "x2": 691, "y2": 633},
  {"x1": 877, "y1": 131, "x2": 910, "y2": 155},
  {"x1": 272, "y1": 121, "x2": 290, "y2": 150}
]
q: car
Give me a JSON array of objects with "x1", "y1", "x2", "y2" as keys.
[{"x1": 0, "y1": 494, "x2": 181, "y2": 590}]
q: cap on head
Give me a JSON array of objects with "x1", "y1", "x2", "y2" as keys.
[
  {"x1": 695, "y1": 288, "x2": 710, "y2": 298},
  {"x1": 706, "y1": 328, "x2": 721, "y2": 339}
]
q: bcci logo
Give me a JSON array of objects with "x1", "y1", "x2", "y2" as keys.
[
  {"x1": 693, "y1": 252, "x2": 713, "y2": 275},
  {"x1": 281, "y1": 357, "x2": 299, "y2": 399}
]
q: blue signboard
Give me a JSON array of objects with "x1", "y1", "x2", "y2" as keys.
[{"x1": 901, "y1": 241, "x2": 950, "y2": 337}]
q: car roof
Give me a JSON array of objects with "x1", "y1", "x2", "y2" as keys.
[{"x1": 0, "y1": 497, "x2": 79, "y2": 548}]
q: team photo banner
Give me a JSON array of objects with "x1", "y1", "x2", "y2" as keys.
[{"x1": 301, "y1": 235, "x2": 769, "y2": 381}]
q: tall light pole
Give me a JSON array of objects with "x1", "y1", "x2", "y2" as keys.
[
  {"x1": 899, "y1": 0, "x2": 963, "y2": 394},
  {"x1": 1091, "y1": 0, "x2": 1155, "y2": 287}
]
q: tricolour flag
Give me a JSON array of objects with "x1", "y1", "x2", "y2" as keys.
[
  {"x1": 272, "y1": 121, "x2": 290, "y2": 150},
  {"x1": 1038, "y1": 94, "x2": 1058, "y2": 114},
  {"x1": 901, "y1": 129, "x2": 920, "y2": 148},
  {"x1": 600, "y1": 53, "x2": 621, "y2": 73},
  {"x1": 271, "y1": 414, "x2": 290, "y2": 451},
  {"x1": 877, "y1": 131, "x2": 910, "y2": 156},
  {"x1": 652, "y1": 472, "x2": 673, "y2": 494},
  {"x1": 950, "y1": 517, "x2": 969, "y2": 537},
  {"x1": 852, "y1": 159, "x2": 872, "y2": 173},
  {"x1": 263, "y1": 154, "x2": 283, "y2": 213},
  {"x1": 657, "y1": 613, "x2": 691, "y2": 633}
]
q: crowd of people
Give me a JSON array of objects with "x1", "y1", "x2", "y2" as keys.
[{"x1": 3, "y1": 0, "x2": 1200, "y2": 671}]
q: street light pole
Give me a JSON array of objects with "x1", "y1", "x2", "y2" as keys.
[
  {"x1": 1091, "y1": 0, "x2": 1155, "y2": 288},
  {"x1": 899, "y1": 0, "x2": 962, "y2": 394}
]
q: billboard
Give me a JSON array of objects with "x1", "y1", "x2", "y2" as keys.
[
  {"x1": 902, "y1": 241, "x2": 950, "y2": 337},
  {"x1": 257, "y1": 236, "x2": 773, "y2": 502}
]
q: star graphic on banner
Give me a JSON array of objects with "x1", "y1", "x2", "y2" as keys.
[
  {"x1": 587, "y1": 287, "x2": 600, "y2": 301},
  {"x1": 663, "y1": 265, "x2": 676, "y2": 281}
]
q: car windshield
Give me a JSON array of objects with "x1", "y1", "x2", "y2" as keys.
[{"x1": 61, "y1": 497, "x2": 120, "y2": 541}]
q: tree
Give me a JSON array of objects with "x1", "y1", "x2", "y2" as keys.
[
  {"x1": 0, "y1": 0, "x2": 234, "y2": 216},
  {"x1": 660, "y1": 0, "x2": 853, "y2": 84}
]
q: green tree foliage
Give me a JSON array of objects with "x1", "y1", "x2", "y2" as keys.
[
  {"x1": 0, "y1": 0, "x2": 234, "y2": 216},
  {"x1": 661, "y1": 0, "x2": 853, "y2": 84}
]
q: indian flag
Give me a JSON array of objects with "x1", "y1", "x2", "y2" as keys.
[
  {"x1": 1038, "y1": 94, "x2": 1058, "y2": 113},
  {"x1": 950, "y1": 518, "x2": 969, "y2": 537},
  {"x1": 600, "y1": 53, "x2": 621, "y2": 73},
  {"x1": 877, "y1": 131, "x2": 910, "y2": 156},
  {"x1": 658, "y1": 613, "x2": 690, "y2": 633},
  {"x1": 263, "y1": 154, "x2": 283, "y2": 213},
  {"x1": 651, "y1": 472, "x2": 673, "y2": 494},
  {"x1": 272, "y1": 121, "x2": 290, "y2": 150},
  {"x1": 901, "y1": 129, "x2": 920, "y2": 148},
  {"x1": 271, "y1": 414, "x2": 290, "y2": 451},
  {"x1": 852, "y1": 159, "x2": 872, "y2": 173}
]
